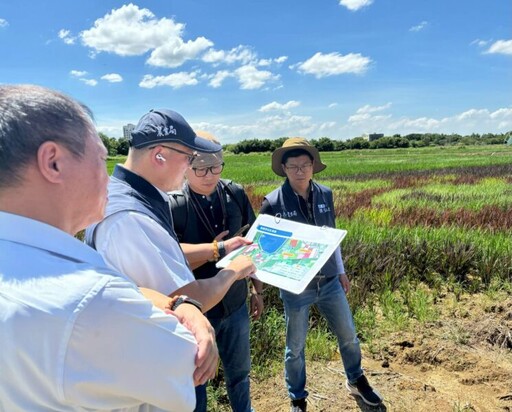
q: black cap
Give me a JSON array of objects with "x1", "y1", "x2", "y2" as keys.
[{"x1": 130, "y1": 109, "x2": 221, "y2": 153}]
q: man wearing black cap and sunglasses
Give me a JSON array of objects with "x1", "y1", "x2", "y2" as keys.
[{"x1": 85, "y1": 110, "x2": 256, "y2": 400}]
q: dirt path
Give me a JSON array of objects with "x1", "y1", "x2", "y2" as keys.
[{"x1": 251, "y1": 295, "x2": 512, "y2": 412}]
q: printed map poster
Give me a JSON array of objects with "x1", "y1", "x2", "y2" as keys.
[{"x1": 216, "y1": 214, "x2": 347, "y2": 294}]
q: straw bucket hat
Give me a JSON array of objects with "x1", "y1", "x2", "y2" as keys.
[{"x1": 271, "y1": 137, "x2": 327, "y2": 177}]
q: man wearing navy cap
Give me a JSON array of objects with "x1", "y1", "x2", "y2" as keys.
[{"x1": 85, "y1": 109, "x2": 255, "y2": 356}]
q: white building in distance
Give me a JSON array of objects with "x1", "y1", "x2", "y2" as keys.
[{"x1": 123, "y1": 123, "x2": 135, "y2": 140}]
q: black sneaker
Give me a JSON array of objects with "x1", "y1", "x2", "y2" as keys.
[
  {"x1": 346, "y1": 375, "x2": 383, "y2": 406},
  {"x1": 290, "y1": 397, "x2": 307, "y2": 412}
]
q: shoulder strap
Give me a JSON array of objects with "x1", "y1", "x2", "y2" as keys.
[
  {"x1": 168, "y1": 191, "x2": 188, "y2": 241},
  {"x1": 219, "y1": 179, "x2": 244, "y2": 214}
]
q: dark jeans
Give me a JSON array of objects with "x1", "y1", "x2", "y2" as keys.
[
  {"x1": 280, "y1": 275, "x2": 363, "y2": 401},
  {"x1": 194, "y1": 303, "x2": 252, "y2": 412}
]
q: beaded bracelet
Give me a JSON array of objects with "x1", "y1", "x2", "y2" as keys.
[{"x1": 212, "y1": 239, "x2": 220, "y2": 262}]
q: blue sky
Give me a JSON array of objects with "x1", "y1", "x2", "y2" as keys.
[{"x1": 1, "y1": 0, "x2": 511, "y2": 143}]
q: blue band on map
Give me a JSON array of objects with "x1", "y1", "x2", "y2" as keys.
[{"x1": 257, "y1": 225, "x2": 292, "y2": 237}]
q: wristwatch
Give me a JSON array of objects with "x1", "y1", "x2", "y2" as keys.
[
  {"x1": 218, "y1": 241, "x2": 226, "y2": 258},
  {"x1": 171, "y1": 295, "x2": 203, "y2": 312}
]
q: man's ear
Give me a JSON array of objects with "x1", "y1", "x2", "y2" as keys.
[
  {"x1": 37, "y1": 141, "x2": 66, "y2": 183},
  {"x1": 149, "y1": 146, "x2": 166, "y2": 166}
]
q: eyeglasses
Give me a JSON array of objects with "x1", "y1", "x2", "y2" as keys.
[
  {"x1": 153, "y1": 145, "x2": 198, "y2": 165},
  {"x1": 192, "y1": 163, "x2": 225, "y2": 177},
  {"x1": 284, "y1": 163, "x2": 313, "y2": 174}
]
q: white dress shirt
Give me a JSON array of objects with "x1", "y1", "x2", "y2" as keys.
[
  {"x1": 94, "y1": 189, "x2": 195, "y2": 295},
  {"x1": 0, "y1": 211, "x2": 197, "y2": 412}
]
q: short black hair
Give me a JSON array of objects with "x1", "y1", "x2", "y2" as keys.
[{"x1": 282, "y1": 149, "x2": 313, "y2": 165}]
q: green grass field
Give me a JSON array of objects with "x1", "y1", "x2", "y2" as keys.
[
  {"x1": 108, "y1": 145, "x2": 512, "y2": 401},
  {"x1": 107, "y1": 145, "x2": 512, "y2": 181}
]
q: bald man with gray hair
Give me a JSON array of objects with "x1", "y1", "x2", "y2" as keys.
[{"x1": 0, "y1": 85, "x2": 214, "y2": 411}]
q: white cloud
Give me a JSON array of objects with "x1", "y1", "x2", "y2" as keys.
[
  {"x1": 319, "y1": 121, "x2": 337, "y2": 132},
  {"x1": 388, "y1": 117, "x2": 440, "y2": 131},
  {"x1": 259, "y1": 100, "x2": 301, "y2": 112},
  {"x1": 258, "y1": 56, "x2": 289, "y2": 66},
  {"x1": 261, "y1": 114, "x2": 316, "y2": 136},
  {"x1": 295, "y1": 52, "x2": 371, "y2": 78},
  {"x1": 347, "y1": 103, "x2": 402, "y2": 127},
  {"x1": 71, "y1": 69, "x2": 98, "y2": 87},
  {"x1": 59, "y1": 29, "x2": 76, "y2": 45},
  {"x1": 147, "y1": 37, "x2": 213, "y2": 68},
  {"x1": 192, "y1": 122, "x2": 258, "y2": 143},
  {"x1": 80, "y1": 4, "x2": 211, "y2": 68},
  {"x1": 208, "y1": 70, "x2": 233, "y2": 88},
  {"x1": 339, "y1": 0, "x2": 373, "y2": 11},
  {"x1": 349, "y1": 112, "x2": 391, "y2": 123},
  {"x1": 79, "y1": 78, "x2": 98, "y2": 86},
  {"x1": 81, "y1": 4, "x2": 179, "y2": 55},
  {"x1": 446, "y1": 107, "x2": 512, "y2": 131},
  {"x1": 192, "y1": 112, "x2": 316, "y2": 144},
  {"x1": 355, "y1": 102, "x2": 392, "y2": 114},
  {"x1": 139, "y1": 71, "x2": 200, "y2": 89},
  {"x1": 70, "y1": 70, "x2": 88, "y2": 78},
  {"x1": 96, "y1": 124, "x2": 124, "y2": 137},
  {"x1": 344, "y1": 105, "x2": 512, "y2": 136},
  {"x1": 486, "y1": 39, "x2": 512, "y2": 56},
  {"x1": 471, "y1": 38, "x2": 489, "y2": 47},
  {"x1": 410, "y1": 21, "x2": 428, "y2": 32},
  {"x1": 257, "y1": 58, "x2": 272, "y2": 67},
  {"x1": 455, "y1": 108, "x2": 488, "y2": 121},
  {"x1": 0, "y1": 18, "x2": 9, "y2": 28},
  {"x1": 234, "y1": 65, "x2": 279, "y2": 90},
  {"x1": 202, "y1": 45, "x2": 256, "y2": 66},
  {"x1": 490, "y1": 107, "x2": 512, "y2": 120},
  {"x1": 328, "y1": 103, "x2": 338, "y2": 108},
  {"x1": 101, "y1": 73, "x2": 123, "y2": 83}
]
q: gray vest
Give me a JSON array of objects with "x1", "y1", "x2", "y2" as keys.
[{"x1": 263, "y1": 179, "x2": 339, "y2": 278}]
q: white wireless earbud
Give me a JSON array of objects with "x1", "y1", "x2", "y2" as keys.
[{"x1": 156, "y1": 154, "x2": 166, "y2": 162}]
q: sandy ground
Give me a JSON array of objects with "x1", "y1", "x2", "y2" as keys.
[{"x1": 251, "y1": 294, "x2": 512, "y2": 412}]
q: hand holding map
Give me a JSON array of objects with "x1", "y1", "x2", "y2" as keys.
[{"x1": 217, "y1": 214, "x2": 347, "y2": 294}]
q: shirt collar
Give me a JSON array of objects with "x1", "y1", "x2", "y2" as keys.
[
  {"x1": 185, "y1": 182, "x2": 219, "y2": 204},
  {"x1": 0, "y1": 211, "x2": 107, "y2": 267}
]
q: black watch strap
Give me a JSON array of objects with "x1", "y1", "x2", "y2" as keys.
[
  {"x1": 171, "y1": 295, "x2": 203, "y2": 312},
  {"x1": 218, "y1": 241, "x2": 226, "y2": 258}
]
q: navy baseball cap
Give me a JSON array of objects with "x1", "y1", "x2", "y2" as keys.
[{"x1": 130, "y1": 109, "x2": 221, "y2": 153}]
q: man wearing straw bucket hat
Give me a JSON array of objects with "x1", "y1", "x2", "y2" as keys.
[{"x1": 260, "y1": 137, "x2": 383, "y2": 411}]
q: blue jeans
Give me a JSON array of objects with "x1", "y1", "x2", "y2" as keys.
[
  {"x1": 194, "y1": 303, "x2": 252, "y2": 412},
  {"x1": 280, "y1": 275, "x2": 363, "y2": 401}
]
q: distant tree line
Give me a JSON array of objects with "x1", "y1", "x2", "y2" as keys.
[
  {"x1": 224, "y1": 132, "x2": 512, "y2": 154},
  {"x1": 99, "y1": 133, "x2": 130, "y2": 156},
  {"x1": 99, "y1": 131, "x2": 511, "y2": 156}
]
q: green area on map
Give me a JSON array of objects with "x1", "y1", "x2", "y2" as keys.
[{"x1": 230, "y1": 231, "x2": 329, "y2": 280}]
